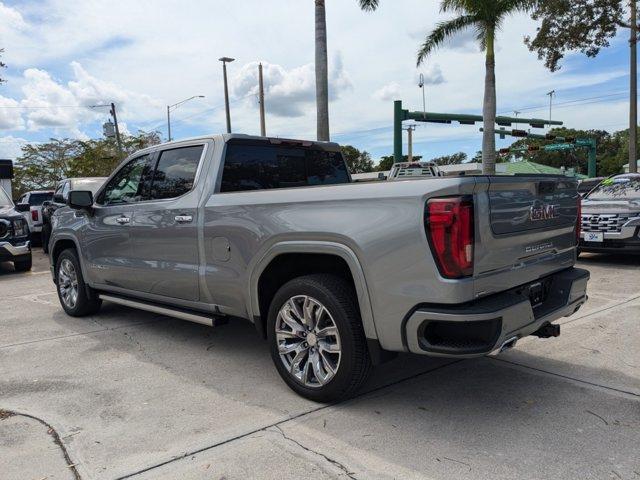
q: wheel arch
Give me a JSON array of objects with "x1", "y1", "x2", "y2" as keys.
[
  {"x1": 249, "y1": 241, "x2": 378, "y2": 343},
  {"x1": 50, "y1": 235, "x2": 86, "y2": 284}
]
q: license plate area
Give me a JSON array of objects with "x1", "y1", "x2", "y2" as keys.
[
  {"x1": 527, "y1": 281, "x2": 546, "y2": 307},
  {"x1": 584, "y1": 232, "x2": 604, "y2": 242}
]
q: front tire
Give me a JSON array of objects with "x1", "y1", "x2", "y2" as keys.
[
  {"x1": 267, "y1": 274, "x2": 371, "y2": 402},
  {"x1": 55, "y1": 248, "x2": 101, "y2": 317}
]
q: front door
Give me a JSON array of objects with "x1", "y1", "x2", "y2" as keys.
[
  {"x1": 82, "y1": 154, "x2": 153, "y2": 290},
  {"x1": 129, "y1": 144, "x2": 205, "y2": 302}
]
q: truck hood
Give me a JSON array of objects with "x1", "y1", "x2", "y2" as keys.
[
  {"x1": 581, "y1": 198, "x2": 640, "y2": 214},
  {"x1": 0, "y1": 204, "x2": 22, "y2": 220}
]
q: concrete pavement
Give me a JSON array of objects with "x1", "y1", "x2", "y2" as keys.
[{"x1": 1, "y1": 250, "x2": 638, "y2": 479}]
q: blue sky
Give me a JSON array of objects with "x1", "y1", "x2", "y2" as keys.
[{"x1": 0, "y1": 0, "x2": 633, "y2": 165}]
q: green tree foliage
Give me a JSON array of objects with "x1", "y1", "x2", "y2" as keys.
[
  {"x1": 525, "y1": 0, "x2": 627, "y2": 71},
  {"x1": 506, "y1": 127, "x2": 634, "y2": 176},
  {"x1": 431, "y1": 152, "x2": 468, "y2": 166},
  {"x1": 12, "y1": 131, "x2": 160, "y2": 197},
  {"x1": 340, "y1": 145, "x2": 375, "y2": 173}
]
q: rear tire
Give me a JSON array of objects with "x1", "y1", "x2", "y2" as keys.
[
  {"x1": 13, "y1": 255, "x2": 32, "y2": 272},
  {"x1": 55, "y1": 248, "x2": 101, "y2": 317},
  {"x1": 267, "y1": 274, "x2": 371, "y2": 402}
]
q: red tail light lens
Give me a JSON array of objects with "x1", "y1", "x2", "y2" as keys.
[
  {"x1": 576, "y1": 196, "x2": 581, "y2": 245},
  {"x1": 31, "y1": 209, "x2": 38, "y2": 221},
  {"x1": 426, "y1": 196, "x2": 474, "y2": 278}
]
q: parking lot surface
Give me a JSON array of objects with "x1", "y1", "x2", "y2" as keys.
[{"x1": 1, "y1": 250, "x2": 638, "y2": 480}]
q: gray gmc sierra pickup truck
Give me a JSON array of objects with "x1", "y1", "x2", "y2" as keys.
[{"x1": 49, "y1": 134, "x2": 589, "y2": 401}]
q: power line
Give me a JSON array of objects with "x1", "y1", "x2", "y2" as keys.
[{"x1": 498, "y1": 91, "x2": 627, "y2": 115}]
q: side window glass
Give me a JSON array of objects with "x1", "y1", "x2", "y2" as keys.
[
  {"x1": 99, "y1": 155, "x2": 152, "y2": 206},
  {"x1": 149, "y1": 145, "x2": 203, "y2": 200},
  {"x1": 61, "y1": 182, "x2": 71, "y2": 201}
]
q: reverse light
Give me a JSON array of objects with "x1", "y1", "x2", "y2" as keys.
[{"x1": 426, "y1": 196, "x2": 474, "y2": 279}]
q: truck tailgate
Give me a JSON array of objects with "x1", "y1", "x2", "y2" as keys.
[{"x1": 473, "y1": 175, "x2": 579, "y2": 298}]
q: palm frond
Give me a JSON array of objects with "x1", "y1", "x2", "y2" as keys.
[
  {"x1": 358, "y1": 0, "x2": 379, "y2": 11},
  {"x1": 417, "y1": 15, "x2": 478, "y2": 66},
  {"x1": 497, "y1": 0, "x2": 538, "y2": 16}
]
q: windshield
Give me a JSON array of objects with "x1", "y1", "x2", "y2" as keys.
[
  {"x1": 0, "y1": 187, "x2": 12, "y2": 207},
  {"x1": 28, "y1": 192, "x2": 54, "y2": 206},
  {"x1": 587, "y1": 175, "x2": 640, "y2": 201}
]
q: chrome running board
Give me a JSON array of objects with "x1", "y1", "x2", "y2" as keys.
[{"x1": 99, "y1": 294, "x2": 213, "y2": 326}]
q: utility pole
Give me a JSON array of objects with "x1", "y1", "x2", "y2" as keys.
[
  {"x1": 630, "y1": 0, "x2": 638, "y2": 173},
  {"x1": 219, "y1": 57, "x2": 235, "y2": 134},
  {"x1": 404, "y1": 125, "x2": 416, "y2": 162},
  {"x1": 546, "y1": 90, "x2": 555, "y2": 124},
  {"x1": 110, "y1": 102, "x2": 123, "y2": 157},
  {"x1": 258, "y1": 63, "x2": 266, "y2": 136}
]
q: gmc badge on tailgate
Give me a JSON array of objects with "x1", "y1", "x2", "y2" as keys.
[{"x1": 529, "y1": 203, "x2": 558, "y2": 221}]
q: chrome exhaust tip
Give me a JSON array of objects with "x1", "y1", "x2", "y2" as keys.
[{"x1": 499, "y1": 336, "x2": 518, "y2": 353}]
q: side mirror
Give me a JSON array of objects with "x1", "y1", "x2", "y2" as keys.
[
  {"x1": 53, "y1": 193, "x2": 64, "y2": 203},
  {"x1": 68, "y1": 190, "x2": 93, "y2": 210},
  {"x1": 15, "y1": 203, "x2": 30, "y2": 213}
]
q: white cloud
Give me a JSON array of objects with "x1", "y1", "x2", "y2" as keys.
[
  {"x1": 0, "y1": 136, "x2": 29, "y2": 160},
  {"x1": 417, "y1": 63, "x2": 445, "y2": 85},
  {"x1": 0, "y1": 2, "x2": 26, "y2": 36},
  {"x1": 232, "y1": 53, "x2": 352, "y2": 118},
  {"x1": 5, "y1": 62, "x2": 159, "y2": 136},
  {"x1": 373, "y1": 82, "x2": 401, "y2": 102},
  {"x1": 0, "y1": 95, "x2": 24, "y2": 129}
]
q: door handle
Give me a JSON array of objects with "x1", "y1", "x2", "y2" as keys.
[
  {"x1": 175, "y1": 215, "x2": 193, "y2": 223},
  {"x1": 115, "y1": 216, "x2": 130, "y2": 225}
]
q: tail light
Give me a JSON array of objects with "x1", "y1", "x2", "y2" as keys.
[
  {"x1": 425, "y1": 196, "x2": 474, "y2": 278},
  {"x1": 31, "y1": 209, "x2": 38, "y2": 222},
  {"x1": 576, "y1": 196, "x2": 581, "y2": 245}
]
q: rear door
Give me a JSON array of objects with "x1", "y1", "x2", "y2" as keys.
[
  {"x1": 82, "y1": 154, "x2": 154, "y2": 289},
  {"x1": 129, "y1": 144, "x2": 205, "y2": 301},
  {"x1": 473, "y1": 175, "x2": 579, "y2": 295}
]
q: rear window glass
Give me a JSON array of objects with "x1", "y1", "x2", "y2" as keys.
[
  {"x1": 220, "y1": 143, "x2": 349, "y2": 192},
  {"x1": 587, "y1": 175, "x2": 640, "y2": 200},
  {"x1": 28, "y1": 192, "x2": 53, "y2": 206}
]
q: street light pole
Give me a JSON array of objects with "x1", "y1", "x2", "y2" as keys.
[
  {"x1": 219, "y1": 57, "x2": 235, "y2": 134},
  {"x1": 166, "y1": 95, "x2": 205, "y2": 142},
  {"x1": 258, "y1": 63, "x2": 266, "y2": 136},
  {"x1": 418, "y1": 73, "x2": 426, "y2": 120},
  {"x1": 167, "y1": 105, "x2": 171, "y2": 142}
]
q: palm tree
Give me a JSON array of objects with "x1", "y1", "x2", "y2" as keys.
[
  {"x1": 359, "y1": 0, "x2": 534, "y2": 174},
  {"x1": 315, "y1": 0, "x2": 330, "y2": 141}
]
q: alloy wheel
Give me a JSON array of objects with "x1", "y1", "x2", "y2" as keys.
[
  {"x1": 58, "y1": 258, "x2": 79, "y2": 309},
  {"x1": 275, "y1": 295, "x2": 342, "y2": 388}
]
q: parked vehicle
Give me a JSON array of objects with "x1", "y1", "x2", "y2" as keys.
[
  {"x1": 0, "y1": 186, "x2": 32, "y2": 271},
  {"x1": 16, "y1": 190, "x2": 54, "y2": 239},
  {"x1": 577, "y1": 177, "x2": 604, "y2": 197},
  {"x1": 49, "y1": 134, "x2": 589, "y2": 401},
  {"x1": 388, "y1": 161, "x2": 441, "y2": 180},
  {"x1": 580, "y1": 173, "x2": 640, "y2": 253},
  {"x1": 42, "y1": 177, "x2": 107, "y2": 253}
]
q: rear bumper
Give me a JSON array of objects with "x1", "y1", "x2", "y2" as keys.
[
  {"x1": 0, "y1": 240, "x2": 31, "y2": 261},
  {"x1": 403, "y1": 267, "x2": 589, "y2": 357}
]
